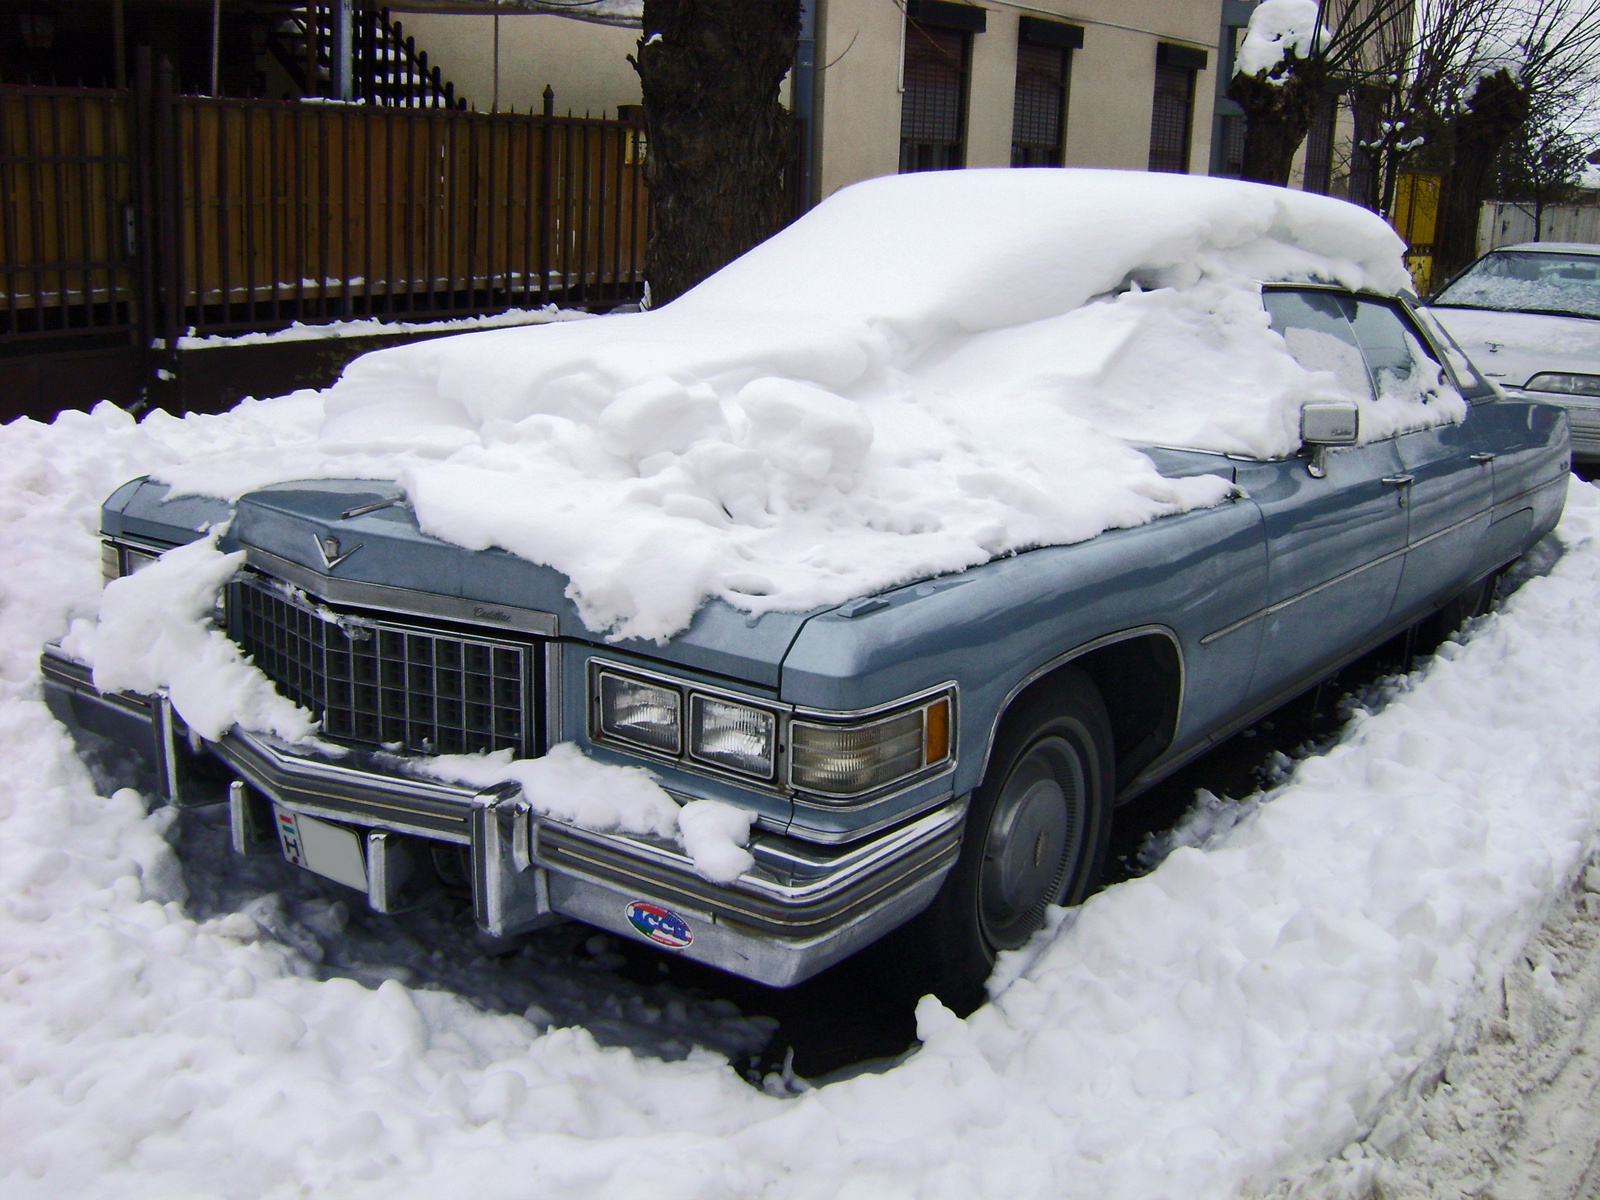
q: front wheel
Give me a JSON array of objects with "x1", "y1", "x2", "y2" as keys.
[{"x1": 907, "y1": 668, "x2": 1114, "y2": 1014}]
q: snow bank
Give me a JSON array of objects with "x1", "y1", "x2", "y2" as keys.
[
  {"x1": 6, "y1": 402, "x2": 1600, "y2": 1200},
  {"x1": 153, "y1": 170, "x2": 1427, "y2": 640},
  {"x1": 1236, "y1": 0, "x2": 1328, "y2": 77}
]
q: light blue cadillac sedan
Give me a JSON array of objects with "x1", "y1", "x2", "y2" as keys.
[{"x1": 42, "y1": 175, "x2": 1572, "y2": 1011}]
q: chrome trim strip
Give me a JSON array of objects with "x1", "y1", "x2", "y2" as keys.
[
  {"x1": 242, "y1": 545, "x2": 560, "y2": 636},
  {"x1": 789, "y1": 679, "x2": 960, "y2": 721},
  {"x1": 975, "y1": 625, "x2": 1185, "y2": 790},
  {"x1": 544, "y1": 641, "x2": 563, "y2": 751},
  {"x1": 1201, "y1": 474, "x2": 1564, "y2": 648},
  {"x1": 538, "y1": 798, "x2": 966, "y2": 910},
  {"x1": 1203, "y1": 508, "x2": 1477, "y2": 646},
  {"x1": 786, "y1": 788, "x2": 965, "y2": 845}
]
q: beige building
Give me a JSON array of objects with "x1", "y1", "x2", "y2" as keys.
[
  {"x1": 390, "y1": 0, "x2": 1244, "y2": 203},
  {"x1": 815, "y1": 0, "x2": 1224, "y2": 197}
]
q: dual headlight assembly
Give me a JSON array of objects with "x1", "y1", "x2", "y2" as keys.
[{"x1": 591, "y1": 664, "x2": 953, "y2": 803}]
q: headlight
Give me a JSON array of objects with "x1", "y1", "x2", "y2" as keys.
[
  {"x1": 101, "y1": 540, "x2": 159, "y2": 585},
  {"x1": 791, "y1": 692, "x2": 953, "y2": 801},
  {"x1": 596, "y1": 671, "x2": 680, "y2": 755},
  {"x1": 690, "y1": 695, "x2": 776, "y2": 779},
  {"x1": 590, "y1": 662, "x2": 953, "y2": 798},
  {"x1": 1526, "y1": 372, "x2": 1600, "y2": 397}
]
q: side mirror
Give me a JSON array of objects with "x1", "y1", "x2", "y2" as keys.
[{"x1": 1300, "y1": 402, "x2": 1360, "y2": 478}]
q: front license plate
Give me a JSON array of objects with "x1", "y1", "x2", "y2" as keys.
[{"x1": 274, "y1": 806, "x2": 368, "y2": 891}]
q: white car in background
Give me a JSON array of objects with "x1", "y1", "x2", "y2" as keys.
[{"x1": 1429, "y1": 241, "x2": 1600, "y2": 465}]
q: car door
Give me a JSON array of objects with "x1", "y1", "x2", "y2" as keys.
[
  {"x1": 1348, "y1": 297, "x2": 1496, "y2": 623},
  {"x1": 1231, "y1": 290, "x2": 1410, "y2": 711}
]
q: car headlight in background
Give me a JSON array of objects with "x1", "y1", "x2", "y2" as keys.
[
  {"x1": 1526, "y1": 372, "x2": 1600, "y2": 397},
  {"x1": 596, "y1": 671, "x2": 681, "y2": 755},
  {"x1": 790, "y1": 692, "x2": 952, "y2": 801}
]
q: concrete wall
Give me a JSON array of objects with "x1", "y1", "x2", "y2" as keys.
[
  {"x1": 398, "y1": 12, "x2": 641, "y2": 117},
  {"x1": 816, "y1": 0, "x2": 1223, "y2": 199}
]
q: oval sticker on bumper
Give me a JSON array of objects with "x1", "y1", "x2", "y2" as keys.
[{"x1": 625, "y1": 901, "x2": 692, "y2": 948}]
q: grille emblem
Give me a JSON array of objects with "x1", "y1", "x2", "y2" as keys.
[{"x1": 315, "y1": 533, "x2": 362, "y2": 571}]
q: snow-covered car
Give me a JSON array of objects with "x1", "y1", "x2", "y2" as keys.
[
  {"x1": 40, "y1": 171, "x2": 1572, "y2": 1009},
  {"x1": 1429, "y1": 242, "x2": 1600, "y2": 464}
]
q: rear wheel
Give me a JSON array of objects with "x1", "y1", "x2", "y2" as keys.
[{"x1": 908, "y1": 669, "x2": 1114, "y2": 1014}]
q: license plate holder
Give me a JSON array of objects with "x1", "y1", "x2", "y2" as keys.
[{"x1": 274, "y1": 806, "x2": 368, "y2": 891}]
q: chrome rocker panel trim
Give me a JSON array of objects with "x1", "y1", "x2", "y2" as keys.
[{"x1": 41, "y1": 644, "x2": 964, "y2": 988}]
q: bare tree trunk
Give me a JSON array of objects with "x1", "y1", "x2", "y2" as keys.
[
  {"x1": 632, "y1": 0, "x2": 800, "y2": 307},
  {"x1": 1228, "y1": 58, "x2": 1320, "y2": 186},
  {"x1": 1436, "y1": 70, "x2": 1530, "y2": 280}
]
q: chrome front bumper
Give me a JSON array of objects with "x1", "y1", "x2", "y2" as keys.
[{"x1": 41, "y1": 646, "x2": 964, "y2": 987}]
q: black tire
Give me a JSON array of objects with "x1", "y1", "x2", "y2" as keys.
[{"x1": 906, "y1": 668, "x2": 1114, "y2": 1014}]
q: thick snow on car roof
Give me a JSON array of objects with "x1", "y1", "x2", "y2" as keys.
[{"x1": 157, "y1": 169, "x2": 1452, "y2": 640}]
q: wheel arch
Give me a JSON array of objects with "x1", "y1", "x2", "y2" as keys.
[{"x1": 976, "y1": 626, "x2": 1184, "y2": 800}]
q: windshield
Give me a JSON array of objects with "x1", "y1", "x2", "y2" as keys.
[{"x1": 1433, "y1": 249, "x2": 1600, "y2": 319}]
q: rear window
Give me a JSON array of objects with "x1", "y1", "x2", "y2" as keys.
[{"x1": 1433, "y1": 250, "x2": 1600, "y2": 319}]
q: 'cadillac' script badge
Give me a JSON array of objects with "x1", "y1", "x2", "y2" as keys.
[{"x1": 315, "y1": 533, "x2": 362, "y2": 571}]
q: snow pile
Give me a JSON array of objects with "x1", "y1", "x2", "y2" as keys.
[
  {"x1": 416, "y1": 744, "x2": 755, "y2": 883},
  {"x1": 1236, "y1": 0, "x2": 1328, "y2": 76},
  {"x1": 152, "y1": 169, "x2": 1429, "y2": 640},
  {"x1": 59, "y1": 537, "x2": 316, "y2": 744},
  {"x1": 6, "y1": 401, "x2": 1600, "y2": 1199}
]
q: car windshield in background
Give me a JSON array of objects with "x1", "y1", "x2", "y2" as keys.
[{"x1": 1433, "y1": 250, "x2": 1600, "y2": 319}]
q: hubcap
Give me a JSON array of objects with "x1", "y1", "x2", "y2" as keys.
[{"x1": 979, "y1": 736, "x2": 1086, "y2": 950}]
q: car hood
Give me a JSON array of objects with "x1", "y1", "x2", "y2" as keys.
[
  {"x1": 107, "y1": 478, "x2": 812, "y2": 689},
  {"x1": 1429, "y1": 305, "x2": 1600, "y2": 389}
]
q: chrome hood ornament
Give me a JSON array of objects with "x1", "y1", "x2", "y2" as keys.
[{"x1": 315, "y1": 533, "x2": 362, "y2": 571}]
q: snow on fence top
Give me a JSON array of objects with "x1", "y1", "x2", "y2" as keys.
[{"x1": 159, "y1": 169, "x2": 1447, "y2": 641}]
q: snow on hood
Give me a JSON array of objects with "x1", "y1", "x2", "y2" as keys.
[{"x1": 158, "y1": 169, "x2": 1425, "y2": 642}]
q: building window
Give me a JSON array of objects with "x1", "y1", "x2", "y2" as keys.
[
  {"x1": 1148, "y1": 43, "x2": 1206, "y2": 175},
  {"x1": 1011, "y1": 18, "x2": 1082, "y2": 167},
  {"x1": 901, "y1": 22, "x2": 970, "y2": 173}
]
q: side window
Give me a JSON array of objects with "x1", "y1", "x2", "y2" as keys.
[
  {"x1": 1347, "y1": 299, "x2": 1449, "y2": 405},
  {"x1": 1261, "y1": 290, "x2": 1373, "y2": 403}
]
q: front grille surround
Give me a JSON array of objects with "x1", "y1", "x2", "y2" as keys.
[{"x1": 228, "y1": 578, "x2": 536, "y2": 758}]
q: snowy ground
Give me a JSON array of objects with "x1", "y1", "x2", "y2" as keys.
[{"x1": 4, "y1": 401, "x2": 1600, "y2": 1198}]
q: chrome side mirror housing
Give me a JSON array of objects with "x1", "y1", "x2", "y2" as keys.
[{"x1": 1300, "y1": 402, "x2": 1360, "y2": 478}]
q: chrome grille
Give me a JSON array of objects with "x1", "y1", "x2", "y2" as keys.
[{"x1": 230, "y1": 581, "x2": 531, "y2": 757}]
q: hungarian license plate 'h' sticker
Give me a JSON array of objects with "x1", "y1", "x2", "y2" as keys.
[
  {"x1": 276, "y1": 807, "x2": 305, "y2": 867},
  {"x1": 274, "y1": 806, "x2": 369, "y2": 891}
]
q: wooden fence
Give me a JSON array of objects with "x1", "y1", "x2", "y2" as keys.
[{"x1": 0, "y1": 69, "x2": 648, "y2": 354}]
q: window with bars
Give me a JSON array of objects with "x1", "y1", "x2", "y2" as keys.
[
  {"x1": 1012, "y1": 42, "x2": 1069, "y2": 167},
  {"x1": 1148, "y1": 61, "x2": 1196, "y2": 174},
  {"x1": 900, "y1": 23, "x2": 970, "y2": 173}
]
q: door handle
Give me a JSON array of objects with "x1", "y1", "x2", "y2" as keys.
[
  {"x1": 1381, "y1": 474, "x2": 1414, "y2": 507},
  {"x1": 1470, "y1": 452, "x2": 1497, "y2": 464}
]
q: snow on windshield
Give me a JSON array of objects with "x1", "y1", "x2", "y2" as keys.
[
  {"x1": 152, "y1": 169, "x2": 1448, "y2": 642},
  {"x1": 1435, "y1": 250, "x2": 1600, "y2": 319}
]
